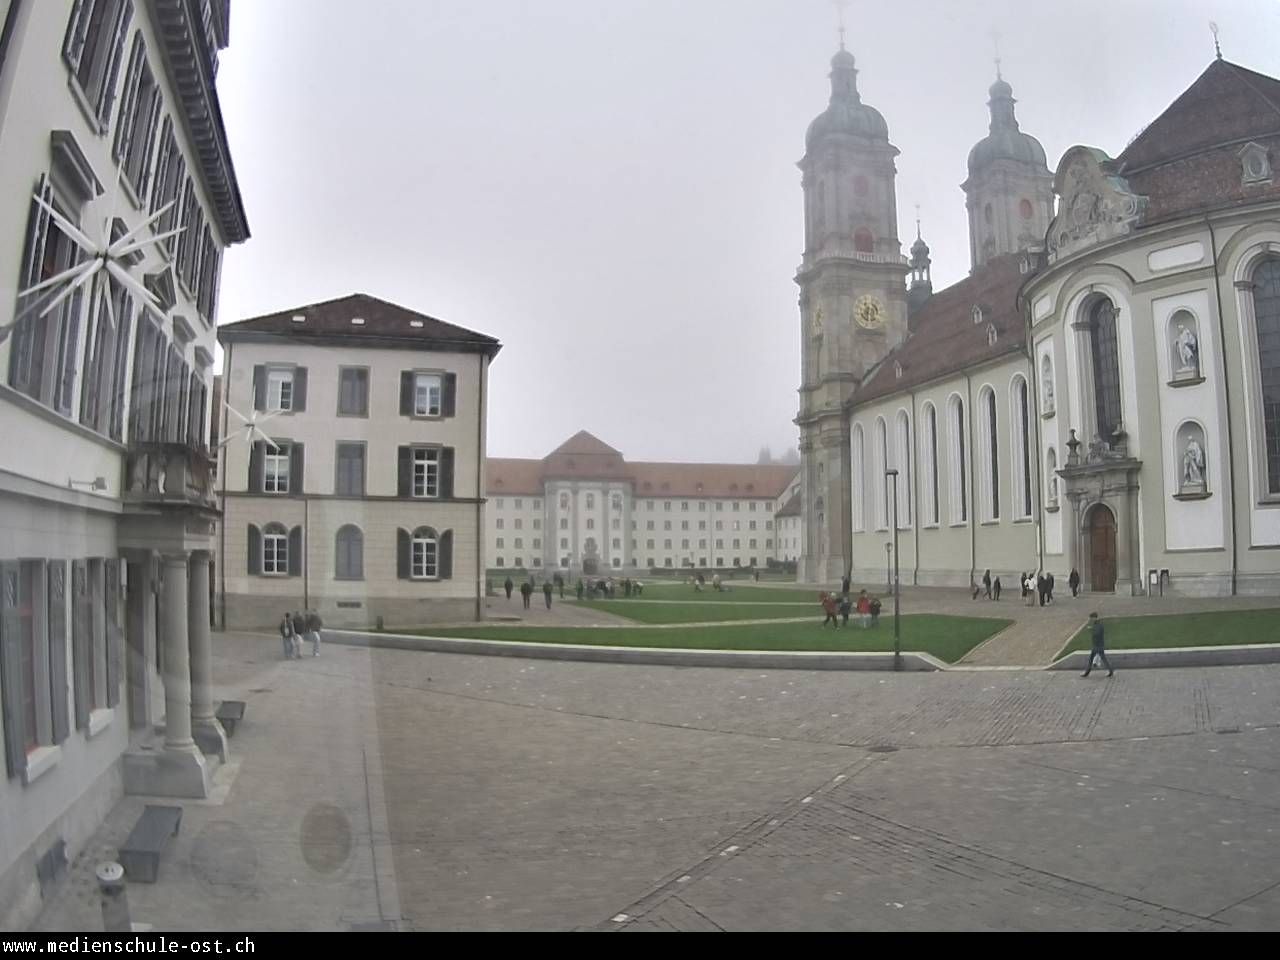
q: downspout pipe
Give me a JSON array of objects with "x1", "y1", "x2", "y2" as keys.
[{"x1": 1205, "y1": 217, "x2": 1239, "y2": 596}]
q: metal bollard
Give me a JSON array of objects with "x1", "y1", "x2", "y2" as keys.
[{"x1": 96, "y1": 862, "x2": 131, "y2": 933}]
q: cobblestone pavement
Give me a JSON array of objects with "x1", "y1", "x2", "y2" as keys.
[{"x1": 35, "y1": 633, "x2": 1280, "y2": 931}]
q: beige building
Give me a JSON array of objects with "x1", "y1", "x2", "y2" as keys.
[
  {"x1": 798, "y1": 44, "x2": 1280, "y2": 597},
  {"x1": 0, "y1": 0, "x2": 248, "y2": 929},
  {"x1": 217, "y1": 294, "x2": 501, "y2": 629},
  {"x1": 487, "y1": 432, "x2": 799, "y2": 575}
]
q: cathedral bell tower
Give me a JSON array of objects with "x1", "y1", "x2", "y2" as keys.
[{"x1": 795, "y1": 43, "x2": 909, "y2": 583}]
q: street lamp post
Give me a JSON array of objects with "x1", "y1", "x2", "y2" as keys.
[{"x1": 886, "y1": 468, "x2": 901, "y2": 672}]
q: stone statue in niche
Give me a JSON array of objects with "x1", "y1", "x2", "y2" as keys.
[
  {"x1": 1043, "y1": 374, "x2": 1055, "y2": 412},
  {"x1": 1048, "y1": 475, "x2": 1059, "y2": 503},
  {"x1": 1182, "y1": 436, "x2": 1206, "y2": 490},
  {"x1": 1174, "y1": 324, "x2": 1200, "y2": 379}
]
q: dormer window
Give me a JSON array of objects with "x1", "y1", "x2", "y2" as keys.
[
  {"x1": 987, "y1": 324, "x2": 998, "y2": 346},
  {"x1": 972, "y1": 305, "x2": 984, "y2": 325},
  {"x1": 1241, "y1": 142, "x2": 1272, "y2": 185},
  {"x1": 351, "y1": 317, "x2": 365, "y2": 326},
  {"x1": 894, "y1": 361, "x2": 903, "y2": 380}
]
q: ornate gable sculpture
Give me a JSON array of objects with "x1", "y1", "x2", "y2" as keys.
[{"x1": 1047, "y1": 146, "x2": 1147, "y2": 262}]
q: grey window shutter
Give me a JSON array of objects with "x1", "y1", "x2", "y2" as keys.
[
  {"x1": 352, "y1": 531, "x2": 364, "y2": 579},
  {"x1": 290, "y1": 443, "x2": 305, "y2": 495},
  {"x1": 249, "y1": 441, "x2": 264, "y2": 493},
  {"x1": 71, "y1": 561, "x2": 90, "y2": 731},
  {"x1": 357, "y1": 369, "x2": 369, "y2": 415},
  {"x1": 105, "y1": 560, "x2": 122, "y2": 709},
  {"x1": 288, "y1": 526, "x2": 303, "y2": 577},
  {"x1": 399, "y1": 371, "x2": 413, "y2": 416},
  {"x1": 1, "y1": 562, "x2": 28, "y2": 779},
  {"x1": 443, "y1": 373, "x2": 457, "y2": 417},
  {"x1": 440, "y1": 530, "x2": 454, "y2": 580},
  {"x1": 441, "y1": 447, "x2": 456, "y2": 499},
  {"x1": 247, "y1": 524, "x2": 262, "y2": 576},
  {"x1": 293, "y1": 367, "x2": 308, "y2": 412},
  {"x1": 252, "y1": 365, "x2": 266, "y2": 411},
  {"x1": 397, "y1": 529, "x2": 410, "y2": 580},
  {"x1": 47, "y1": 561, "x2": 70, "y2": 745},
  {"x1": 96, "y1": 1, "x2": 134, "y2": 126},
  {"x1": 397, "y1": 446, "x2": 411, "y2": 498}
]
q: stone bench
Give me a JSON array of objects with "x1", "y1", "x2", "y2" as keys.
[
  {"x1": 118, "y1": 805, "x2": 183, "y2": 884},
  {"x1": 215, "y1": 700, "x2": 245, "y2": 737}
]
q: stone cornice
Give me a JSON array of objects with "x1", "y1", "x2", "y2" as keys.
[{"x1": 149, "y1": 0, "x2": 249, "y2": 244}]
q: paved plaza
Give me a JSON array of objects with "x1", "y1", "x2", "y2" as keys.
[{"x1": 34, "y1": 629, "x2": 1280, "y2": 932}]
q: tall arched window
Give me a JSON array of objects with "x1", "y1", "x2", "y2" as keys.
[
  {"x1": 850, "y1": 424, "x2": 865, "y2": 532},
  {"x1": 895, "y1": 410, "x2": 912, "y2": 527},
  {"x1": 854, "y1": 228, "x2": 874, "y2": 254},
  {"x1": 1011, "y1": 376, "x2": 1032, "y2": 519},
  {"x1": 1253, "y1": 259, "x2": 1280, "y2": 492},
  {"x1": 1090, "y1": 297, "x2": 1123, "y2": 440},
  {"x1": 922, "y1": 403, "x2": 939, "y2": 525},
  {"x1": 335, "y1": 525, "x2": 363, "y2": 580},
  {"x1": 979, "y1": 387, "x2": 1000, "y2": 521},
  {"x1": 873, "y1": 417, "x2": 888, "y2": 529},
  {"x1": 948, "y1": 395, "x2": 967, "y2": 523},
  {"x1": 262, "y1": 522, "x2": 288, "y2": 575}
]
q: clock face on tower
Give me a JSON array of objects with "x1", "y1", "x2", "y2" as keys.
[{"x1": 854, "y1": 295, "x2": 885, "y2": 330}]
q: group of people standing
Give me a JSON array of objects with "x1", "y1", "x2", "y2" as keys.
[
  {"x1": 820, "y1": 587, "x2": 881, "y2": 629},
  {"x1": 501, "y1": 573, "x2": 645, "y2": 609},
  {"x1": 973, "y1": 568, "x2": 1084, "y2": 606},
  {"x1": 278, "y1": 610, "x2": 323, "y2": 660}
]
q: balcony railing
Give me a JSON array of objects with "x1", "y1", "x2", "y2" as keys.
[
  {"x1": 801, "y1": 244, "x2": 910, "y2": 269},
  {"x1": 123, "y1": 442, "x2": 217, "y2": 508}
]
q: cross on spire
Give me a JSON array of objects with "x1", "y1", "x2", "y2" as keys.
[
  {"x1": 915, "y1": 203, "x2": 922, "y2": 240},
  {"x1": 834, "y1": 0, "x2": 851, "y2": 50},
  {"x1": 991, "y1": 29, "x2": 1002, "y2": 79},
  {"x1": 1210, "y1": 21, "x2": 1223, "y2": 60}
]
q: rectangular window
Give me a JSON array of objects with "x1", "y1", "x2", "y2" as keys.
[
  {"x1": 681, "y1": 539, "x2": 689, "y2": 549},
  {"x1": 496, "y1": 498, "x2": 504, "y2": 509},
  {"x1": 560, "y1": 538, "x2": 569, "y2": 549},
  {"x1": 699, "y1": 502, "x2": 706, "y2": 512},
  {"x1": 496, "y1": 538, "x2": 504, "y2": 548},
  {"x1": 413, "y1": 448, "x2": 440, "y2": 498},
  {"x1": 733, "y1": 521, "x2": 740, "y2": 531},
  {"x1": 514, "y1": 538, "x2": 522, "y2": 549},
  {"x1": 496, "y1": 519, "x2": 504, "y2": 530},
  {"x1": 63, "y1": 0, "x2": 133, "y2": 126},
  {"x1": 749, "y1": 539, "x2": 757, "y2": 548},
  {"x1": 612, "y1": 518, "x2": 621, "y2": 530},
  {"x1": 750, "y1": 502, "x2": 757, "y2": 512},
  {"x1": 733, "y1": 539, "x2": 741, "y2": 548},
  {"x1": 335, "y1": 442, "x2": 366, "y2": 496},
  {"x1": 411, "y1": 537, "x2": 438, "y2": 579},
  {"x1": 338, "y1": 367, "x2": 369, "y2": 416},
  {"x1": 766, "y1": 503, "x2": 773, "y2": 512},
  {"x1": 664, "y1": 501, "x2": 671, "y2": 511},
  {"x1": 586, "y1": 494, "x2": 595, "y2": 509},
  {"x1": 716, "y1": 503, "x2": 724, "y2": 512},
  {"x1": 514, "y1": 519, "x2": 523, "y2": 530},
  {"x1": 263, "y1": 531, "x2": 288, "y2": 575},
  {"x1": 612, "y1": 538, "x2": 621, "y2": 549},
  {"x1": 715, "y1": 539, "x2": 723, "y2": 549},
  {"x1": 664, "y1": 539, "x2": 672, "y2": 549},
  {"x1": 586, "y1": 519, "x2": 595, "y2": 530},
  {"x1": 534, "y1": 499, "x2": 542, "y2": 509},
  {"x1": 699, "y1": 539, "x2": 707, "y2": 548},
  {"x1": 733, "y1": 502, "x2": 741, "y2": 512},
  {"x1": 612, "y1": 494, "x2": 622, "y2": 511},
  {"x1": 716, "y1": 521, "x2": 723, "y2": 530},
  {"x1": 560, "y1": 518, "x2": 568, "y2": 530},
  {"x1": 267, "y1": 369, "x2": 293, "y2": 412},
  {"x1": 681, "y1": 521, "x2": 689, "y2": 531},
  {"x1": 532, "y1": 539, "x2": 541, "y2": 549},
  {"x1": 264, "y1": 445, "x2": 291, "y2": 494},
  {"x1": 114, "y1": 34, "x2": 160, "y2": 200},
  {"x1": 533, "y1": 519, "x2": 541, "y2": 530},
  {"x1": 646, "y1": 539, "x2": 655, "y2": 549},
  {"x1": 681, "y1": 502, "x2": 689, "y2": 511},
  {"x1": 514, "y1": 499, "x2": 523, "y2": 509},
  {"x1": 414, "y1": 373, "x2": 442, "y2": 417}
]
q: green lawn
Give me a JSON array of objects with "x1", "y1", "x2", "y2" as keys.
[
  {"x1": 576, "y1": 600, "x2": 812, "y2": 624},
  {"x1": 1057, "y1": 609, "x2": 1280, "y2": 658},
  {"x1": 401, "y1": 615, "x2": 1011, "y2": 664}
]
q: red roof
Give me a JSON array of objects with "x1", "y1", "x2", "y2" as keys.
[
  {"x1": 1119, "y1": 59, "x2": 1280, "y2": 225},
  {"x1": 854, "y1": 254, "x2": 1028, "y2": 405},
  {"x1": 485, "y1": 435, "x2": 800, "y2": 499}
]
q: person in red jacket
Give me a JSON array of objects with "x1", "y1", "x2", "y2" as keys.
[
  {"x1": 855, "y1": 590, "x2": 872, "y2": 629},
  {"x1": 820, "y1": 592, "x2": 840, "y2": 628}
]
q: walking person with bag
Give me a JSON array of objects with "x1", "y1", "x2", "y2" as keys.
[
  {"x1": 279, "y1": 613, "x2": 295, "y2": 660},
  {"x1": 1081, "y1": 612, "x2": 1115, "y2": 678}
]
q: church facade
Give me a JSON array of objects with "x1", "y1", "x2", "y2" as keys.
[{"x1": 799, "y1": 47, "x2": 1280, "y2": 597}]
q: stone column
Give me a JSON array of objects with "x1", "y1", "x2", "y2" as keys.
[
  {"x1": 188, "y1": 552, "x2": 227, "y2": 762},
  {"x1": 124, "y1": 554, "x2": 156, "y2": 730}
]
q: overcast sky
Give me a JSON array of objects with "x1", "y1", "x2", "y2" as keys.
[{"x1": 213, "y1": 0, "x2": 1278, "y2": 463}]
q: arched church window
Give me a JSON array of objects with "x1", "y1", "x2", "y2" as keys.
[
  {"x1": 873, "y1": 417, "x2": 888, "y2": 528},
  {"x1": 1019, "y1": 198, "x2": 1034, "y2": 220},
  {"x1": 850, "y1": 424, "x2": 865, "y2": 532},
  {"x1": 1012, "y1": 376, "x2": 1032, "y2": 519},
  {"x1": 923, "y1": 403, "x2": 939, "y2": 525},
  {"x1": 1253, "y1": 259, "x2": 1280, "y2": 492},
  {"x1": 980, "y1": 387, "x2": 1000, "y2": 521},
  {"x1": 1089, "y1": 298, "x2": 1124, "y2": 441},
  {"x1": 948, "y1": 395, "x2": 968, "y2": 524},
  {"x1": 896, "y1": 410, "x2": 912, "y2": 527},
  {"x1": 854, "y1": 228, "x2": 874, "y2": 254}
]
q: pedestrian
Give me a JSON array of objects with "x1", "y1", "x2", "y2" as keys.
[
  {"x1": 305, "y1": 609, "x2": 323, "y2": 657},
  {"x1": 555, "y1": 573, "x2": 564, "y2": 599},
  {"x1": 856, "y1": 590, "x2": 871, "y2": 628},
  {"x1": 1069, "y1": 568, "x2": 1081, "y2": 598},
  {"x1": 504, "y1": 577, "x2": 514, "y2": 601},
  {"x1": 576, "y1": 578, "x2": 585, "y2": 601},
  {"x1": 1023, "y1": 574, "x2": 1036, "y2": 607},
  {"x1": 1047, "y1": 572, "x2": 1056, "y2": 605},
  {"x1": 521, "y1": 580, "x2": 533, "y2": 610},
  {"x1": 841, "y1": 573, "x2": 851, "y2": 596},
  {"x1": 972, "y1": 581, "x2": 982, "y2": 600},
  {"x1": 820, "y1": 592, "x2": 840, "y2": 628},
  {"x1": 1081, "y1": 612, "x2": 1115, "y2": 678},
  {"x1": 869, "y1": 596, "x2": 882, "y2": 627},
  {"x1": 838, "y1": 592, "x2": 853, "y2": 627},
  {"x1": 278, "y1": 612, "x2": 295, "y2": 660},
  {"x1": 1036, "y1": 573, "x2": 1046, "y2": 607},
  {"x1": 1019, "y1": 572, "x2": 1028, "y2": 599},
  {"x1": 993, "y1": 576, "x2": 1002, "y2": 601},
  {"x1": 982, "y1": 569, "x2": 992, "y2": 600},
  {"x1": 634, "y1": 580, "x2": 644, "y2": 596},
  {"x1": 754, "y1": 569, "x2": 760, "y2": 583},
  {"x1": 290, "y1": 611, "x2": 305, "y2": 659},
  {"x1": 543, "y1": 580, "x2": 553, "y2": 610}
]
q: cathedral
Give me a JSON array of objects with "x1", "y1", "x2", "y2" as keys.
[{"x1": 797, "y1": 43, "x2": 1280, "y2": 597}]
